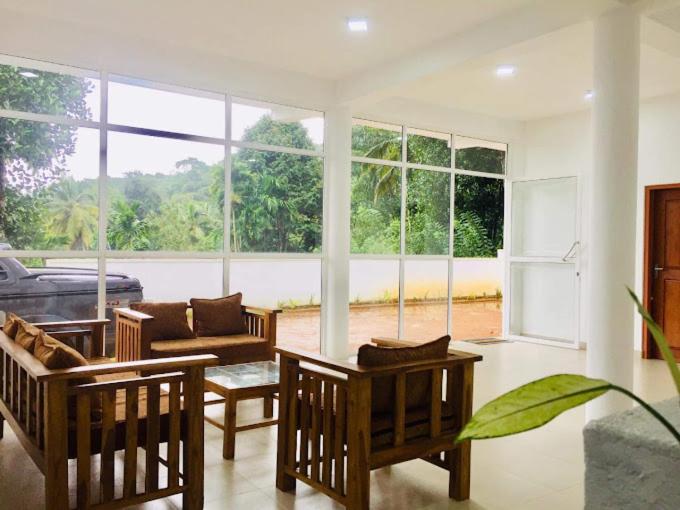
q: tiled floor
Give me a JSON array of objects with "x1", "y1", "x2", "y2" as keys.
[{"x1": 0, "y1": 340, "x2": 676, "y2": 509}]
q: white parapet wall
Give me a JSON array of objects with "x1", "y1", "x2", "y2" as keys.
[{"x1": 583, "y1": 397, "x2": 680, "y2": 509}]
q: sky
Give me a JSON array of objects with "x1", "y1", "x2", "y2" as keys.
[{"x1": 64, "y1": 79, "x2": 325, "y2": 181}]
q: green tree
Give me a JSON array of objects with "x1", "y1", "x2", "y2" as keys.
[
  {"x1": 0, "y1": 66, "x2": 93, "y2": 243},
  {"x1": 46, "y1": 178, "x2": 98, "y2": 249},
  {"x1": 229, "y1": 116, "x2": 323, "y2": 252},
  {"x1": 107, "y1": 199, "x2": 151, "y2": 250}
]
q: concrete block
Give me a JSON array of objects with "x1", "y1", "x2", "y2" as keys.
[{"x1": 584, "y1": 397, "x2": 680, "y2": 509}]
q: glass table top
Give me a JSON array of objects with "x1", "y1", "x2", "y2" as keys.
[{"x1": 205, "y1": 361, "x2": 280, "y2": 390}]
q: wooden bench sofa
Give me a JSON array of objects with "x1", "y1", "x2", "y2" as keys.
[
  {"x1": 0, "y1": 316, "x2": 217, "y2": 509},
  {"x1": 115, "y1": 301, "x2": 281, "y2": 365}
]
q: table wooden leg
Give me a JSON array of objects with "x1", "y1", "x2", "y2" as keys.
[
  {"x1": 263, "y1": 394, "x2": 274, "y2": 418},
  {"x1": 223, "y1": 392, "x2": 237, "y2": 460}
]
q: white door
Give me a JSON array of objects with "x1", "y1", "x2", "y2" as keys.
[{"x1": 505, "y1": 176, "x2": 580, "y2": 348}]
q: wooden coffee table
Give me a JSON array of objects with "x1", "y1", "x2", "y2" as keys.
[{"x1": 203, "y1": 361, "x2": 280, "y2": 459}]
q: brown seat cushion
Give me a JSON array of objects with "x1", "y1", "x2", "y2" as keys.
[
  {"x1": 370, "y1": 402, "x2": 458, "y2": 450},
  {"x1": 190, "y1": 293, "x2": 247, "y2": 337},
  {"x1": 34, "y1": 330, "x2": 102, "y2": 418},
  {"x1": 131, "y1": 301, "x2": 195, "y2": 341},
  {"x1": 14, "y1": 320, "x2": 42, "y2": 353},
  {"x1": 2, "y1": 312, "x2": 20, "y2": 339},
  {"x1": 67, "y1": 374, "x2": 186, "y2": 458},
  {"x1": 357, "y1": 335, "x2": 450, "y2": 415}
]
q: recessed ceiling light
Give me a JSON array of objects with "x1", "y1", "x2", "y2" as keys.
[
  {"x1": 19, "y1": 70, "x2": 39, "y2": 78},
  {"x1": 347, "y1": 18, "x2": 368, "y2": 32},
  {"x1": 495, "y1": 65, "x2": 516, "y2": 77},
  {"x1": 584, "y1": 90, "x2": 594, "y2": 100}
]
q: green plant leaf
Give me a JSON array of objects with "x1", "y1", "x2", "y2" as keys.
[
  {"x1": 628, "y1": 287, "x2": 680, "y2": 395},
  {"x1": 456, "y1": 374, "x2": 610, "y2": 441}
]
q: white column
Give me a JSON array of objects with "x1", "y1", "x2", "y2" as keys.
[
  {"x1": 586, "y1": 5, "x2": 640, "y2": 420},
  {"x1": 321, "y1": 106, "x2": 352, "y2": 359}
]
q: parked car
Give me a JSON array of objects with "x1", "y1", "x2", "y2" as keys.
[{"x1": 0, "y1": 244, "x2": 143, "y2": 353}]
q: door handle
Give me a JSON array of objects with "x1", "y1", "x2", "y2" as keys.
[
  {"x1": 562, "y1": 241, "x2": 579, "y2": 262},
  {"x1": 654, "y1": 264, "x2": 664, "y2": 279}
]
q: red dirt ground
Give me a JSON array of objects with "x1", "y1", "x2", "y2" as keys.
[{"x1": 277, "y1": 300, "x2": 502, "y2": 353}]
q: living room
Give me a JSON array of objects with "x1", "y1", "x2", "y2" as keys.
[{"x1": 1, "y1": 1, "x2": 680, "y2": 509}]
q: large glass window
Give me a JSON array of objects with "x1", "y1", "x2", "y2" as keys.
[
  {"x1": 351, "y1": 117, "x2": 506, "y2": 342},
  {"x1": 0, "y1": 55, "x2": 326, "y2": 353}
]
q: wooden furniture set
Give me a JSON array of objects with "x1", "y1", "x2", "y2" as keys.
[
  {"x1": 2, "y1": 294, "x2": 482, "y2": 510},
  {"x1": 115, "y1": 303, "x2": 280, "y2": 365},
  {"x1": 0, "y1": 315, "x2": 217, "y2": 509},
  {"x1": 275, "y1": 337, "x2": 482, "y2": 510}
]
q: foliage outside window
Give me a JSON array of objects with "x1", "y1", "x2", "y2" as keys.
[
  {"x1": 351, "y1": 119, "x2": 401, "y2": 160},
  {"x1": 350, "y1": 162, "x2": 400, "y2": 254},
  {"x1": 454, "y1": 175, "x2": 504, "y2": 258},
  {"x1": 455, "y1": 135, "x2": 507, "y2": 175},
  {"x1": 407, "y1": 128, "x2": 451, "y2": 168},
  {"x1": 406, "y1": 169, "x2": 450, "y2": 255}
]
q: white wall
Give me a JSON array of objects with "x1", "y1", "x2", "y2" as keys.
[{"x1": 523, "y1": 91, "x2": 680, "y2": 350}]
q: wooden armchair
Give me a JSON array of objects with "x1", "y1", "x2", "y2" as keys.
[
  {"x1": 0, "y1": 319, "x2": 217, "y2": 509},
  {"x1": 115, "y1": 305, "x2": 280, "y2": 365},
  {"x1": 275, "y1": 340, "x2": 482, "y2": 509}
]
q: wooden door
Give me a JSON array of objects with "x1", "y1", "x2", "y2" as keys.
[{"x1": 650, "y1": 188, "x2": 680, "y2": 361}]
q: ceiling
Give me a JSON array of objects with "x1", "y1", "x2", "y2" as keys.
[
  {"x1": 0, "y1": 0, "x2": 534, "y2": 80},
  {"x1": 2, "y1": 0, "x2": 680, "y2": 122},
  {"x1": 393, "y1": 21, "x2": 680, "y2": 121}
]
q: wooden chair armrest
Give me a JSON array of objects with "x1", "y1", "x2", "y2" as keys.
[
  {"x1": 242, "y1": 305, "x2": 283, "y2": 315},
  {"x1": 32, "y1": 318, "x2": 110, "y2": 329},
  {"x1": 36, "y1": 354, "x2": 219, "y2": 382},
  {"x1": 276, "y1": 346, "x2": 364, "y2": 376},
  {"x1": 114, "y1": 307, "x2": 154, "y2": 321}
]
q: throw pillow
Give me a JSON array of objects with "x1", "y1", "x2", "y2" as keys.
[{"x1": 190, "y1": 293, "x2": 248, "y2": 337}]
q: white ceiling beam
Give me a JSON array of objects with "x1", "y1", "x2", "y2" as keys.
[{"x1": 335, "y1": 0, "x2": 617, "y2": 107}]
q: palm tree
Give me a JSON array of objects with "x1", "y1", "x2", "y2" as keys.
[
  {"x1": 47, "y1": 178, "x2": 98, "y2": 249},
  {"x1": 107, "y1": 199, "x2": 151, "y2": 250}
]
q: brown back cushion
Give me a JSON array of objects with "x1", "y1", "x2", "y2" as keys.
[
  {"x1": 15, "y1": 320, "x2": 42, "y2": 353},
  {"x1": 2, "y1": 312, "x2": 20, "y2": 339},
  {"x1": 34, "y1": 331, "x2": 102, "y2": 418},
  {"x1": 190, "y1": 293, "x2": 248, "y2": 337},
  {"x1": 130, "y1": 302, "x2": 195, "y2": 341},
  {"x1": 357, "y1": 335, "x2": 451, "y2": 415}
]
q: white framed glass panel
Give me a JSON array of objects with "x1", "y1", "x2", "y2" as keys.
[
  {"x1": 403, "y1": 259, "x2": 448, "y2": 341},
  {"x1": 231, "y1": 148, "x2": 323, "y2": 253},
  {"x1": 108, "y1": 77, "x2": 225, "y2": 138},
  {"x1": 406, "y1": 168, "x2": 450, "y2": 255},
  {"x1": 0, "y1": 123, "x2": 100, "y2": 250},
  {"x1": 106, "y1": 132, "x2": 224, "y2": 251},
  {"x1": 232, "y1": 98, "x2": 323, "y2": 151},
  {"x1": 509, "y1": 262, "x2": 576, "y2": 343},
  {"x1": 349, "y1": 259, "x2": 399, "y2": 353},
  {"x1": 351, "y1": 119, "x2": 401, "y2": 161},
  {"x1": 511, "y1": 177, "x2": 577, "y2": 258},
  {"x1": 406, "y1": 128, "x2": 451, "y2": 167},
  {"x1": 452, "y1": 258, "x2": 503, "y2": 341},
  {"x1": 230, "y1": 259, "x2": 321, "y2": 352},
  {"x1": 351, "y1": 162, "x2": 401, "y2": 254},
  {"x1": 455, "y1": 136, "x2": 507, "y2": 175},
  {"x1": 0, "y1": 59, "x2": 100, "y2": 120}
]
